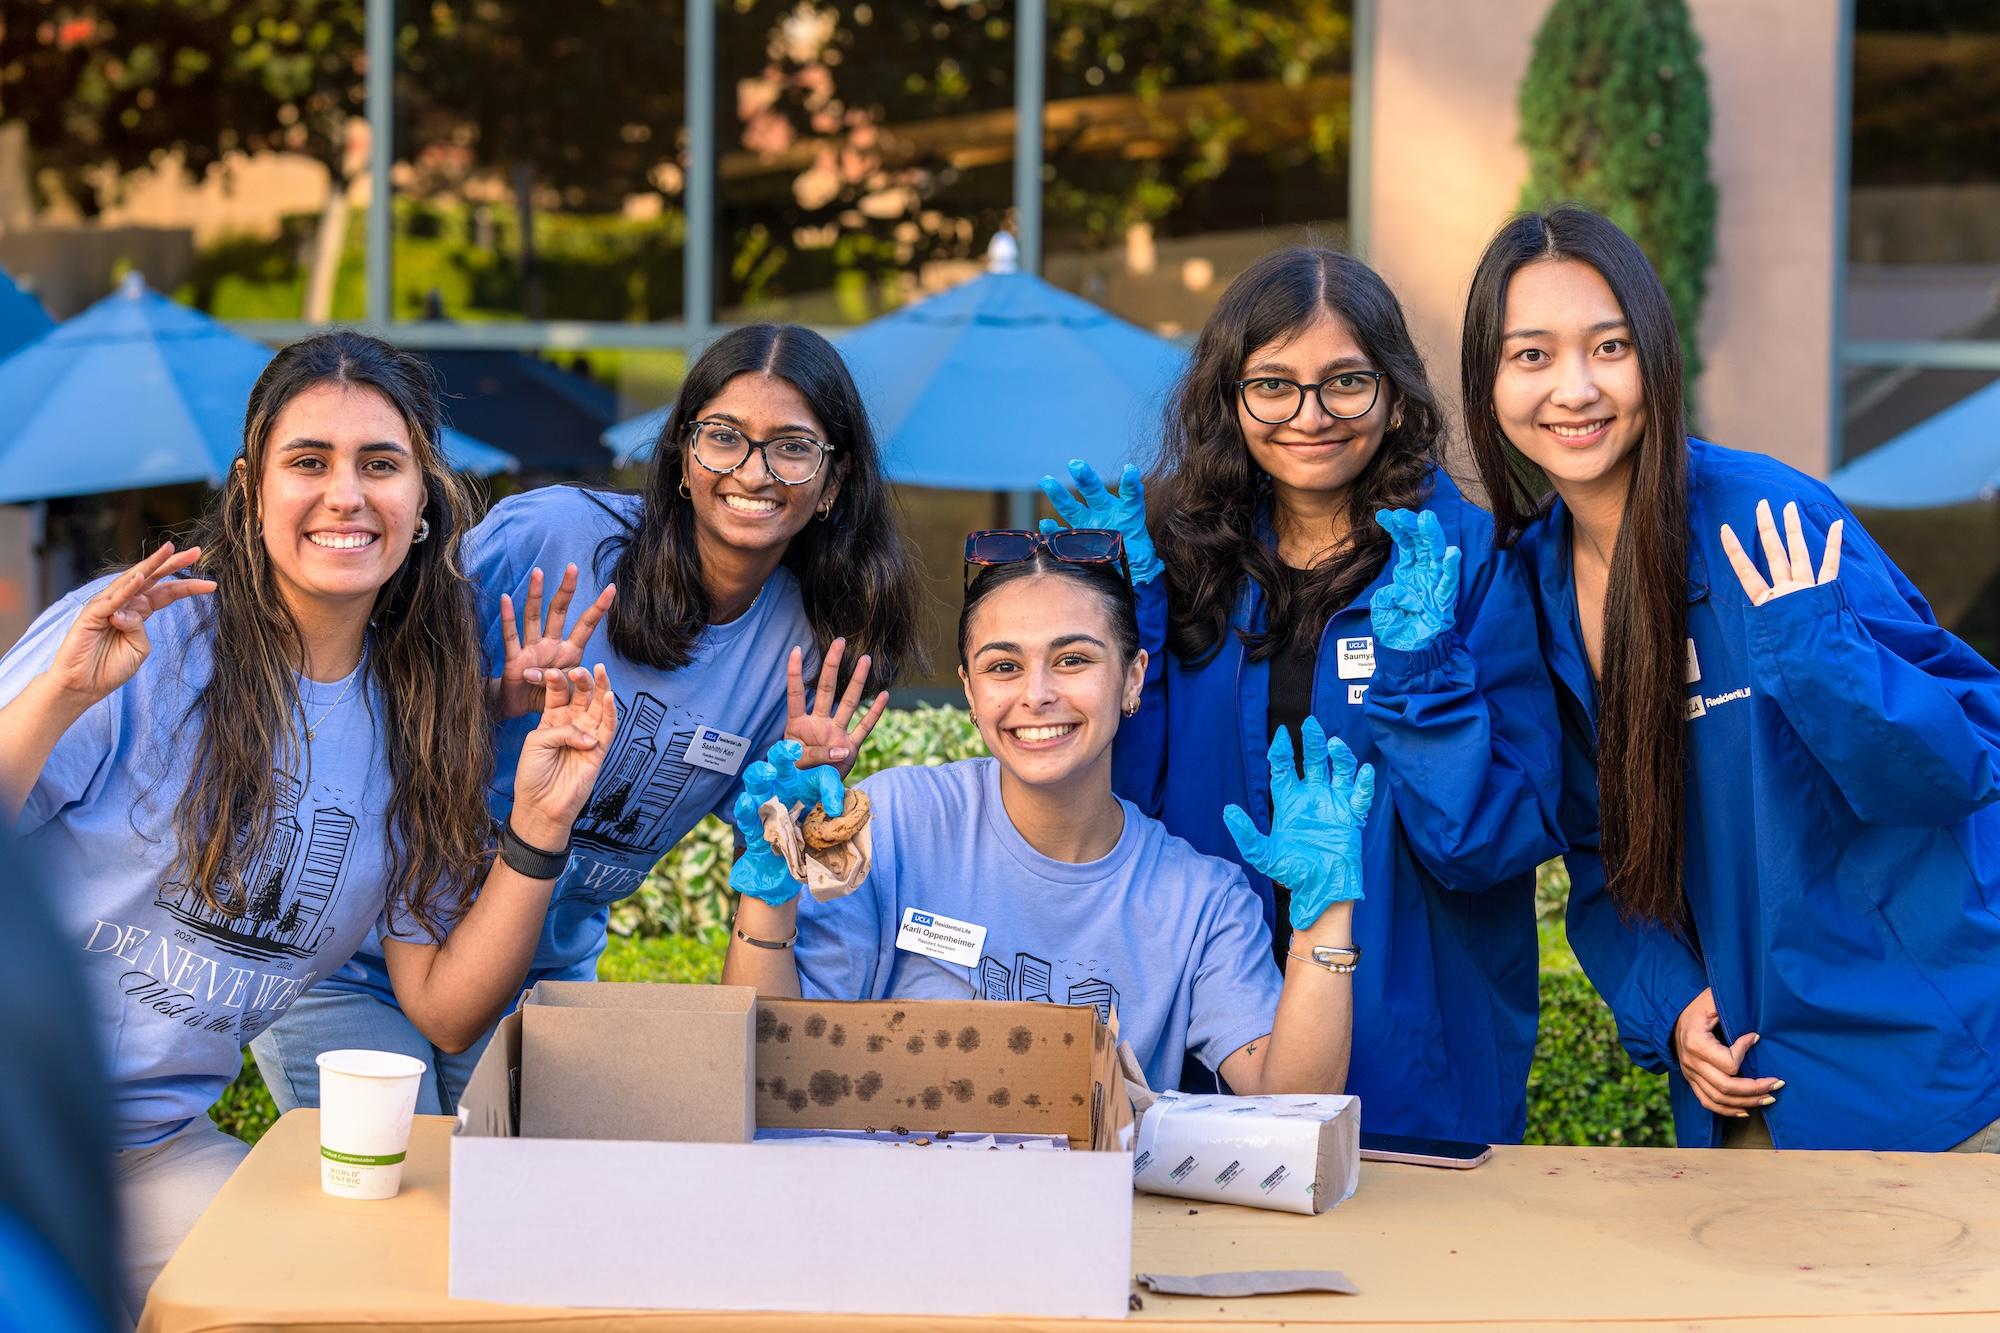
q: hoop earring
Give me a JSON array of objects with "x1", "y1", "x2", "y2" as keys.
[
  {"x1": 412, "y1": 517, "x2": 430, "y2": 544},
  {"x1": 816, "y1": 499, "x2": 835, "y2": 521},
  {"x1": 678, "y1": 474, "x2": 692, "y2": 500}
]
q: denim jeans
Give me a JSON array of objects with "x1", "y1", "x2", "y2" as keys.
[
  {"x1": 249, "y1": 988, "x2": 493, "y2": 1118},
  {"x1": 112, "y1": 1116, "x2": 250, "y2": 1324},
  {"x1": 1722, "y1": 1106, "x2": 2000, "y2": 1152}
]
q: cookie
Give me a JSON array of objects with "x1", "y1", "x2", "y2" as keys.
[{"x1": 804, "y1": 787, "x2": 871, "y2": 848}]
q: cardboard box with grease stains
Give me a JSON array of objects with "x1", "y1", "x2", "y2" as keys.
[{"x1": 449, "y1": 982, "x2": 1135, "y2": 1319}]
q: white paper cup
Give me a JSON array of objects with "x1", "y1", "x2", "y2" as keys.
[{"x1": 316, "y1": 1049, "x2": 426, "y2": 1200}]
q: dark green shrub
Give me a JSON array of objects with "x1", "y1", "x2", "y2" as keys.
[{"x1": 1517, "y1": 0, "x2": 1717, "y2": 401}]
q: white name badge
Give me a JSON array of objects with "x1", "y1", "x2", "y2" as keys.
[
  {"x1": 1336, "y1": 635, "x2": 1376, "y2": 680},
  {"x1": 1686, "y1": 638, "x2": 1702, "y2": 685},
  {"x1": 897, "y1": 907, "x2": 987, "y2": 969},
  {"x1": 683, "y1": 727, "x2": 751, "y2": 775},
  {"x1": 1347, "y1": 683, "x2": 1369, "y2": 705}
]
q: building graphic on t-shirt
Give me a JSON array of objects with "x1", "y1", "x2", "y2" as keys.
[
  {"x1": 155, "y1": 772, "x2": 355, "y2": 962},
  {"x1": 973, "y1": 950, "x2": 1120, "y2": 1023},
  {"x1": 572, "y1": 690, "x2": 699, "y2": 856}
]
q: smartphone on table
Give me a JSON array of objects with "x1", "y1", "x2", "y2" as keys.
[{"x1": 1358, "y1": 1131, "x2": 1493, "y2": 1168}]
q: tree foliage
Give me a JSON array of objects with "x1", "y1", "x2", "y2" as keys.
[
  {"x1": 1516, "y1": 0, "x2": 1716, "y2": 400},
  {"x1": 0, "y1": 0, "x2": 371, "y2": 213}
]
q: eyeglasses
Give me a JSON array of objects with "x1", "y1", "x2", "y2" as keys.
[
  {"x1": 1233, "y1": 371, "x2": 1389, "y2": 425},
  {"x1": 686, "y1": 419, "x2": 835, "y2": 486},
  {"x1": 962, "y1": 528, "x2": 1130, "y2": 592}
]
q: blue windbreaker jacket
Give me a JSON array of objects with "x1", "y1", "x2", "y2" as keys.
[
  {"x1": 1113, "y1": 466, "x2": 1564, "y2": 1141},
  {"x1": 1525, "y1": 439, "x2": 2000, "y2": 1150}
]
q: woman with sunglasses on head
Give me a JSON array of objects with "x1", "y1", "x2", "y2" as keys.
[
  {"x1": 723, "y1": 531, "x2": 1371, "y2": 1097},
  {"x1": 1462, "y1": 207, "x2": 2000, "y2": 1152},
  {"x1": 253, "y1": 324, "x2": 925, "y2": 1117},
  {"x1": 0, "y1": 331, "x2": 620, "y2": 1317},
  {"x1": 1041, "y1": 245, "x2": 1562, "y2": 1143}
]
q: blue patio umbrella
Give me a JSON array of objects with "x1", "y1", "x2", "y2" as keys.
[
  {"x1": 606, "y1": 235, "x2": 1187, "y2": 491},
  {"x1": 0, "y1": 276, "x2": 515, "y2": 505},
  {"x1": 0, "y1": 267, "x2": 54, "y2": 362},
  {"x1": 1828, "y1": 377, "x2": 2000, "y2": 509}
]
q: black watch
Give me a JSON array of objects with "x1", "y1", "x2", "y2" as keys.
[{"x1": 498, "y1": 817, "x2": 571, "y2": 880}]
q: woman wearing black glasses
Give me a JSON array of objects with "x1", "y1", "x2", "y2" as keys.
[
  {"x1": 1043, "y1": 246, "x2": 1563, "y2": 1142},
  {"x1": 724, "y1": 530, "x2": 1368, "y2": 1098},
  {"x1": 254, "y1": 324, "x2": 925, "y2": 1116}
]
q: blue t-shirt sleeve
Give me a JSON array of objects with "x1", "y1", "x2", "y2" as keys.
[
  {"x1": 1182, "y1": 866, "x2": 1285, "y2": 1072},
  {"x1": 0, "y1": 587, "x2": 126, "y2": 834},
  {"x1": 462, "y1": 497, "x2": 535, "y2": 682},
  {"x1": 793, "y1": 770, "x2": 897, "y2": 999}
]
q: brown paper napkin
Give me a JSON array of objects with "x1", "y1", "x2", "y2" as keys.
[{"x1": 757, "y1": 796, "x2": 872, "y2": 902}]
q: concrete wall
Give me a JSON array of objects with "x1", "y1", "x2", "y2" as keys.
[{"x1": 1364, "y1": 0, "x2": 1845, "y2": 478}]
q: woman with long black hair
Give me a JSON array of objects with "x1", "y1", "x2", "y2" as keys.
[
  {"x1": 254, "y1": 323, "x2": 926, "y2": 1115},
  {"x1": 1044, "y1": 246, "x2": 1562, "y2": 1136},
  {"x1": 1461, "y1": 206, "x2": 2000, "y2": 1151}
]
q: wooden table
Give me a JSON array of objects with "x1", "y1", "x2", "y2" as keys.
[{"x1": 141, "y1": 1109, "x2": 2000, "y2": 1331}]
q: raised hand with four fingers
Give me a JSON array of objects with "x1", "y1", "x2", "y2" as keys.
[{"x1": 493, "y1": 563, "x2": 617, "y2": 719}]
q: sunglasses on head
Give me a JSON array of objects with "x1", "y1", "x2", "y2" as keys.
[{"x1": 963, "y1": 528, "x2": 1130, "y2": 592}]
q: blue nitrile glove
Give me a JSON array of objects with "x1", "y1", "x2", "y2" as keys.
[
  {"x1": 729, "y1": 760, "x2": 799, "y2": 906},
  {"x1": 761, "y1": 737, "x2": 845, "y2": 817},
  {"x1": 1036, "y1": 459, "x2": 1163, "y2": 586},
  {"x1": 1369, "y1": 508, "x2": 1461, "y2": 652},
  {"x1": 1222, "y1": 717, "x2": 1375, "y2": 929}
]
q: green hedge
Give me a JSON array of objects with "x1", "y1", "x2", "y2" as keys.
[{"x1": 213, "y1": 707, "x2": 1673, "y2": 1148}]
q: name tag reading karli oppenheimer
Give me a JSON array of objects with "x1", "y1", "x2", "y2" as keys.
[{"x1": 896, "y1": 907, "x2": 987, "y2": 968}]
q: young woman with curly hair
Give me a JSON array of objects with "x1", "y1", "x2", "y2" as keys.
[{"x1": 1043, "y1": 246, "x2": 1561, "y2": 1137}]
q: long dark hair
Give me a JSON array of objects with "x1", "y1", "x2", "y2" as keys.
[
  {"x1": 1151, "y1": 245, "x2": 1442, "y2": 664},
  {"x1": 174, "y1": 331, "x2": 493, "y2": 940},
  {"x1": 957, "y1": 553, "x2": 1141, "y2": 667},
  {"x1": 1461, "y1": 207, "x2": 1691, "y2": 929},
  {"x1": 600, "y1": 324, "x2": 924, "y2": 687}
]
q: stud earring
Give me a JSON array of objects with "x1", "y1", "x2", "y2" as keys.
[
  {"x1": 1121, "y1": 699, "x2": 1140, "y2": 718},
  {"x1": 413, "y1": 517, "x2": 430, "y2": 544}
]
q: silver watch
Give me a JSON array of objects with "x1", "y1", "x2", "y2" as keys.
[{"x1": 1295, "y1": 942, "x2": 1362, "y2": 974}]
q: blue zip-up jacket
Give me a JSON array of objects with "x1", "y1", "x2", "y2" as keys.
[
  {"x1": 1525, "y1": 438, "x2": 2000, "y2": 1150},
  {"x1": 1114, "y1": 466, "x2": 1563, "y2": 1141}
]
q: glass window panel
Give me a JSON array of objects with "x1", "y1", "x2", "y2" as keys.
[
  {"x1": 1042, "y1": 2, "x2": 1355, "y2": 335},
  {"x1": 1847, "y1": 4, "x2": 2000, "y2": 342},
  {"x1": 392, "y1": 0, "x2": 687, "y2": 324},
  {"x1": 0, "y1": 5, "x2": 368, "y2": 320},
  {"x1": 717, "y1": 0, "x2": 1016, "y2": 324}
]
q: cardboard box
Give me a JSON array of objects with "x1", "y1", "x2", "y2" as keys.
[
  {"x1": 451, "y1": 989, "x2": 1135, "y2": 1319},
  {"x1": 1131, "y1": 1090, "x2": 1361, "y2": 1216},
  {"x1": 753, "y1": 995, "x2": 1132, "y2": 1149},
  {"x1": 518, "y1": 980, "x2": 755, "y2": 1143}
]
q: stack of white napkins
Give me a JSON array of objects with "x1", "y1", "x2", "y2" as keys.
[{"x1": 1121, "y1": 1046, "x2": 1360, "y2": 1215}]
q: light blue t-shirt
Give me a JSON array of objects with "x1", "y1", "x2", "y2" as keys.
[
  {"x1": 795, "y1": 758, "x2": 1284, "y2": 1092},
  {"x1": 1, "y1": 579, "x2": 412, "y2": 1146},
  {"x1": 323, "y1": 485, "x2": 812, "y2": 1000}
]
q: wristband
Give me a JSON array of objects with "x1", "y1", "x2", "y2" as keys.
[{"x1": 498, "y1": 817, "x2": 571, "y2": 881}]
